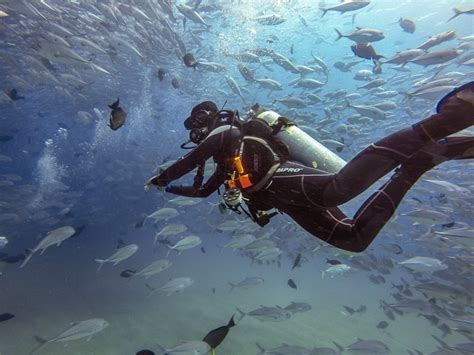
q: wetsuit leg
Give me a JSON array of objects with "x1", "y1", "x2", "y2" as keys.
[
  {"x1": 277, "y1": 86, "x2": 474, "y2": 207},
  {"x1": 270, "y1": 136, "x2": 474, "y2": 252}
]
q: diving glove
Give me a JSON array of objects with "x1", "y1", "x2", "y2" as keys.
[{"x1": 144, "y1": 176, "x2": 168, "y2": 192}]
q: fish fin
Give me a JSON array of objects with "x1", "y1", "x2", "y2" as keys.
[
  {"x1": 235, "y1": 307, "x2": 246, "y2": 322},
  {"x1": 447, "y1": 8, "x2": 461, "y2": 22},
  {"x1": 108, "y1": 97, "x2": 119, "y2": 109},
  {"x1": 334, "y1": 28, "x2": 343, "y2": 41}
]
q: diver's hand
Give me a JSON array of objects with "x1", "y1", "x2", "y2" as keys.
[{"x1": 144, "y1": 176, "x2": 168, "y2": 192}]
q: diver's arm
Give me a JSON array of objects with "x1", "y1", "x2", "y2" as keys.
[
  {"x1": 165, "y1": 172, "x2": 226, "y2": 197},
  {"x1": 146, "y1": 125, "x2": 240, "y2": 188}
]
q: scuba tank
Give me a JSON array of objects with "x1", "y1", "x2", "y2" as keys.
[{"x1": 254, "y1": 110, "x2": 346, "y2": 173}]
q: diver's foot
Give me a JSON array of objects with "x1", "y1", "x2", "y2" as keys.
[
  {"x1": 413, "y1": 82, "x2": 474, "y2": 143},
  {"x1": 437, "y1": 81, "x2": 474, "y2": 115}
]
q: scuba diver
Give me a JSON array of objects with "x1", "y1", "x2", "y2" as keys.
[{"x1": 145, "y1": 82, "x2": 474, "y2": 252}]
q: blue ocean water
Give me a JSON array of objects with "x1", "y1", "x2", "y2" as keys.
[{"x1": 0, "y1": 0, "x2": 473, "y2": 354}]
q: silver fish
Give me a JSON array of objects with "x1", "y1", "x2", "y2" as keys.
[
  {"x1": 236, "y1": 305, "x2": 292, "y2": 322},
  {"x1": 21, "y1": 226, "x2": 76, "y2": 268},
  {"x1": 320, "y1": 0, "x2": 371, "y2": 17},
  {"x1": 229, "y1": 276, "x2": 264, "y2": 291},
  {"x1": 134, "y1": 259, "x2": 172, "y2": 278},
  {"x1": 156, "y1": 340, "x2": 210, "y2": 355},
  {"x1": 151, "y1": 276, "x2": 194, "y2": 296},
  {"x1": 31, "y1": 318, "x2": 108, "y2": 354},
  {"x1": 398, "y1": 256, "x2": 447, "y2": 272},
  {"x1": 95, "y1": 244, "x2": 138, "y2": 272}
]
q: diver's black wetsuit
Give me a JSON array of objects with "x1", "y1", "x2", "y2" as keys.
[
  {"x1": 156, "y1": 124, "x2": 241, "y2": 197},
  {"x1": 153, "y1": 83, "x2": 474, "y2": 252}
]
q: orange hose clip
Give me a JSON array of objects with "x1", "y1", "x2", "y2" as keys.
[
  {"x1": 234, "y1": 156, "x2": 244, "y2": 174},
  {"x1": 239, "y1": 174, "x2": 252, "y2": 189}
]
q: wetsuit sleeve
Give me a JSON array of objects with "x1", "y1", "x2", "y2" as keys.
[
  {"x1": 155, "y1": 126, "x2": 239, "y2": 186},
  {"x1": 166, "y1": 171, "x2": 226, "y2": 197}
]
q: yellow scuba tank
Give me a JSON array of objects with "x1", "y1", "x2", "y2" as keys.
[{"x1": 255, "y1": 111, "x2": 346, "y2": 173}]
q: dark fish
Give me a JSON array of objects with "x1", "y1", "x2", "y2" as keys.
[
  {"x1": 292, "y1": 253, "x2": 302, "y2": 269},
  {"x1": 72, "y1": 225, "x2": 85, "y2": 238},
  {"x1": 290, "y1": 44, "x2": 294, "y2": 54},
  {"x1": 369, "y1": 274, "x2": 381, "y2": 285},
  {"x1": 0, "y1": 313, "x2": 14, "y2": 322},
  {"x1": 287, "y1": 279, "x2": 297, "y2": 290},
  {"x1": 194, "y1": 0, "x2": 202, "y2": 11},
  {"x1": 202, "y1": 315, "x2": 235, "y2": 349},
  {"x1": 385, "y1": 309, "x2": 395, "y2": 321},
  {"x1": 120, "y1": 269, "x2": 136, "y2": 278},
  {"x1": 344, "y1": 306, "x2": 356, "y2": 315},
  {"x1": 399, "y1": 18, "x2": 415, "y2": 33},
  {"x1": 200, "y1": 246, "x2": 206, "y2": 253},
  {"x1": 134, "y1": 215, "x2": 147, "y2": 228},
  {"x1": 0, "y1": 135, "x2": 14, "y2": 142},
  {"x1": 351, "y1": 43, "x2": 384, "y2": 61},
  {"x1": 372, "y1": 59, "x2": 382, "y2": 74},
  {"x1": 391, "y1": 293, "x2": 403, "y2": 301},
  {"x1": 108, "y1": 98, "x2": 126, "y2": 131},
  {"x1": 171, "y1": 78, "x2": 180, "y2": 89},
  {"x1": 157, "y1": 68, "x2": 166, "y2": 81},
  {"x1": 376, "y1": 321, "x2": 389, "y2": 329},
  {"x1": 336, "y1": 137, "x2": 345, "y2": 152},
  {"x1": 420, "y1": 314, "x2": 440, "y2": 326},
  {"x1": 183, "y1": 53, "x2": 199, "y2": 69},
  {"x1": 237, "y1": 64, "x2": 255, "y2": 83},
  {"x1": 212, "y1": 287, "x2": 216, "y2": 294},
  {"x1": 327, "y1": 258, "x2": 342, "y2": 265},
  {"x1": 6, "y1": 88, "x2": 24, "y2": 101},
  {"x1": 0, "y1": 253, "x2": 25, "y2": 264},
  {"x1": 438, "y1": 323, "x2": 451, "y2": 337},
  {"x1": 136, "y1": 351, "x2": 154, "y2": 355}
]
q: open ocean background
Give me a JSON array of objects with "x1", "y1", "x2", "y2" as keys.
[{"x1": 0, "y1": 0, "x2": 473, "y2": 354}]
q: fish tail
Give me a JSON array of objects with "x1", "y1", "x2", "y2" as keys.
[
  {"x1": 400, "y1": 91, "x2": 413, "y2": 103},
  {"x1": 228, "y1": 282, "x2": 235, "y2": 292},
  {"x1": 228, "y1": 314, "x2": 236, "y2": 328},
  {"x1": 30, "y1": 336, "x2": 49, "y2": 355},
  {"x1": 447, "y1": 8, "x2": 462, "y2": 22},
  {"x1": 334, "y1": 28, "x2": 343, "y2": 41},
  {"x1": 256, "y1": 342, "x2": 265, "y2": 353},
  {"x1": 235, "y1": 307, "x2": 246, "y2": 322},
  {"x1": 108, "y1": 97, "x2": 119, "y2": 109},
  {"x1": 19, "y1": 249, "x2": 34, "y2": 269},
  {"x1": 333, "y1": 341, "x2": 345, "y2": 352},
  {"x1": 155, "y1": 343, "x2": 167, "y2": 355},
  {"x1": 95, "y1": 259, "x2": 105, "y2": 272},
  {"x1": 320, "y1": 8, "x2": 328, "y2": 18}
]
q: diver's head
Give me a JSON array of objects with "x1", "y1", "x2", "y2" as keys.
[{"x1": 184, "y1": 101, "x2": 219, "y2": 144}]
